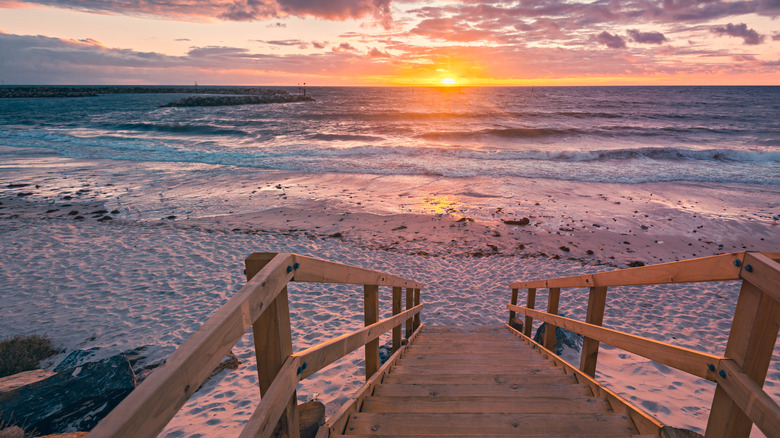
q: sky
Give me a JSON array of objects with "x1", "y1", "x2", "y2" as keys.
[{"x1": 0, "y1": 0, "x2": 779, "y2": 86}]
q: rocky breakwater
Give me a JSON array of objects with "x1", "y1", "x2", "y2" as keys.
[{"x1": 161, "y1": 89, "x2": 314, "y2": 107}]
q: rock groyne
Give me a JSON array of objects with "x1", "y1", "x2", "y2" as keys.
[
  {"x1": 161, "y1": 91, "x2": 314, "y2": 107},
  {"x1": 0, "y1": 86, "x2": 313, "y2": 100}
]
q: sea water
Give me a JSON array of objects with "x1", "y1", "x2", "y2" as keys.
[{"x1": 1, "y1": 86, "x2": 778, "y2": 186}]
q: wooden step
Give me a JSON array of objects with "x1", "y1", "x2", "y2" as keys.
[
  {"x1": 406, "y1": 344, "x2": 533, "y2": 353},
  {"x1": 374, "y1": 383, "x2": 592, "y2": 398},
  {"x1": 389, "y1": 364, "x2": 563, "y2": 375},
  {"x1": 397, "y1": 355, "x2": 553, "y2": 365},
  {"x1": 381, "y1": 373, "x2": 574, "y2": 385},
  {"x1": 361, "y1": 395, "x2": 611, "y2": 414},
  {"x1": 342, "y1": 413, "x2": 636, "y2": 435}
]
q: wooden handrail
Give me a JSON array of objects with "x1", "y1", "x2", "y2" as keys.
[
  {"x1": 508, "y1": 250, "x2": 779, "y2": 438},
  {"x1": 507, "y1": 304, "x2": 721, "y2": 380},
  {"x1": 88, "y1": 252, "x2": 424, "y2": 438},
  {"x1": 510, "y1": 251, "x2": 745, "y2": 288}
]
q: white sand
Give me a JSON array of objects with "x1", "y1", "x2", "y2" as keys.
[{"x1": 0, "y1": 153, "x2": 778, "y2": 436}]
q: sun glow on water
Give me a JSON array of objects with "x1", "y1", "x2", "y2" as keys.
[{"x1": 440, "y1": 77, "x2": 457, "y2": 86}]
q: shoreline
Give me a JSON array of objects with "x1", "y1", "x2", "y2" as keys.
[{"x1": 1, "y1": 152, "x2": 777, "y2": 268}]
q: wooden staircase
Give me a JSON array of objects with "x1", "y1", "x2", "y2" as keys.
[{"x1": 335, "y1": 326, "x2": 648, "y2": 437}]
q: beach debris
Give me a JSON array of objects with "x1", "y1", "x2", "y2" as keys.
[
  {"x1": 208, "y1": 351, "x2": 241, "y2": 379},
  {"x1": 559, "y1": 246, "x2": 570, "y2": 252},
  {"x1": 503, "y1": 218, "x2": 530, "y2": 226},
  {"x1": 628, "y1": 261, "x2": 645, "y2": 267}
]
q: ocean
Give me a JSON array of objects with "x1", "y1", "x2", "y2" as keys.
[{"x1": 1, "y1": 86, "x2": 778, "y2": 186}]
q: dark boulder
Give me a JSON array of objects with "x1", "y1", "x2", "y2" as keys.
[
  {"x1": 533, "y1": 317, "x2": 583, "y2": 355},
  {"x1": 0, "y1": 355, "x2": 135, "y2": 435}
]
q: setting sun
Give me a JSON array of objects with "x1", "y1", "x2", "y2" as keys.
[{"x1": 440, "y1": 78, "x2": 457, "y2": 86}]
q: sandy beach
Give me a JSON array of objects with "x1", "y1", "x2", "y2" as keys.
[{"x1": 1, "y1": 151, "x2": 778, "y2": 436}]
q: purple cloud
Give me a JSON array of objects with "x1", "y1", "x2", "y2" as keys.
[
  {"x1": 368, "y1": 47, "x2": 390, "y2": 57},
  {"x1": 627, "y1": 29, "x2": 667, "y2": 44},
  {"x1": 332, "y1": 42, "x2": 358, "y2": 53},
  {"x1": 596, "y1": 31, "x2": 626, "y2": 48},
  {"x1": 711, "y1": 22, "x2": 764, "y2": 44},
  {"x1": 9, "y1": 0, "x2": 394, "y2": 23}
]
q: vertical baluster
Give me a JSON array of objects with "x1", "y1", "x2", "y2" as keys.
[
  {"x1": 524, "y1": 288, "x2": 536, "y2": 338},
  {"x1": 364, "y1": 284, "x2": 379, "y2": 380},
  {"x1": 543, "y1": 288, "x2": 560, "y2": 352},
  {"x1": 246, "y1": 254, "x2": 299, "y2": 438},
  {"x1": 413, "y1": 288, "x2": 421, "y2": 331},
  {"x1": 580, "y1": 286, "x2": 608, "y2": 377},
  {"x1": 405, "y1": 287, "x2": 414, "y2": 339},
  {"x1": 706, "y1": 280, "x2": 780, "y2": 437},
  {"x1": 392, "y1": 286, "x2": 402, "y2": 353}
]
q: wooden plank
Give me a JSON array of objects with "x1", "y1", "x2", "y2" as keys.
[
  {"x1": 391, "y1": 287, "x2": 402, "y2": 353},
  {"x1": 511, "y1": 252, "x2": 745, "y2": 288},
  {"x1": 361, "y1": 395, "x2": 611, "y2": 414},
  {"x1": 580, "y1": 286, "x2": 608, "y2": 377},
  {"x1": 509, "y1": 288, "x2": 519, "y2": 324},
  {"x1": 524, "y1": 288, "x2": 536, "y2": 337},
  {"x1": 374, "y1": 383, "x2": 591, "y2": 398},
  {"x1": 740, "y1": 252, "x2": 780, "y2": 304},
  {"x1": 381, "y1": 373, "x2": 575, "y2": 385},
  {"x1": 508, "y1": 304, "x2": 721, "y2": 381},
  {"x1": 706, "y1": 281, "x2": 780, "y2": 438},
  {"x1": 87, "y1": 253, "x2": 295, "y2": 438},
  {"x1": 505, "y1": 324, "x2": 665, "y2": 435},
  {"x1": 714, "y1": 359, "x2": 780, "y2": 438},
  {"x1": 294, "y1": 305, "x2": 422, "y2": 380},
  {"x1": 319, "y1": 323, "x2": 425, "y2": 438},
  {"x1": 543, "y1": 288, "x2": 560, "y2": 352},
  {"x1": 285, "y1": 253, "x2": 424, "y2": 289},
  {"x1": 344, "y1": 413, "x2": 636, "y2": 435},
  {"x1": 238, "y1": 356, "x2": 301, "y2": 438},
  {"x1": 364, "y1": 284, "x2": 379, "y2": 380},
  {"x1": 405, "y1": 287, "x2": 413, "y2": 339}
]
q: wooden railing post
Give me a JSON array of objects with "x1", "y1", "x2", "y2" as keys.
[
  {"x1": 245, "y1": 254, "x2": 299, "y2": 438},
  {"x1": 413, "y1": 288, "x2": 421, "y2": 331},
  {"x1": 580, "y1": 286, "x2": 608, "y2": 377},
  {"x1": 392, "y1": 287, "x2": 402, "y2": 353},
  {"x1": 405, "y1": 287, "x2": 413, "y2": 339},
  {"x1": 543, "y1": 288, "x2": 561, "y2": 352},
  {"x1": 706, "y1": 280, "x2": 780, "y2": 437},
  {"x1": 509, "y1": 288, "x2": 519, "y2": 324},
  {"x1": 524, "y1": 288, "x2": 536, "y2": 338},
  {"x1": 364, "y1": 284, "x2": 379, "y2": 380}
]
